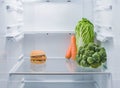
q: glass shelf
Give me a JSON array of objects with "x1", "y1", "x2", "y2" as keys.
[
  {"x1": 8, "y1": 58, "x2": 112, "y2": 88},
  {"x1": 23, "y1": 0, "x2": 80, "y2": 3},
  {"x1": 24, "y1": 30, "x2": 74, "y2": 34},
  {"x1": 9, "y1": 58, "x2": 110, "y2": 76}
]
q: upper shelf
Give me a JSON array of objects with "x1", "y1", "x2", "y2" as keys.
[
  {"x1": 9, "y1": 58, "x2": 110, "y2": 76},
  {"x1": 23, "y1": 0, "x2": 72, "y2": 3},
  {"x1": 24, "y1": 30, "x2": 74, "y2": 34}
]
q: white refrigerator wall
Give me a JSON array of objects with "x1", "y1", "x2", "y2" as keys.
[
  {"x1": 23, "y1": 0, "x2": 93, "y2": 56},
  {"x1": 23, "y1": 0, "x2": 93, "y2": 32},
  {"x1": 111, "y1": 0, "x2": 120, "y2": 87},
  {"x1": 0, "y1": 0, "x2": 6, "y2": 58},
  {"x1": 0, "y1": 1, "x2": 7, "y2": 88},
  {"x1": 0, "y1": 0, "x2": 24, "y2": 88},
  {"x1": 112, "y1": 0, "x2": 120, "y2": 73}
]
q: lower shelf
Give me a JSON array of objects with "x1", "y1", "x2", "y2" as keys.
[
  {"x1": 8, "y1": 58, "x2": 112, "y2": 88},
  {"x1": 23, "y1": 81, "x2": 97, "y2": 88}
]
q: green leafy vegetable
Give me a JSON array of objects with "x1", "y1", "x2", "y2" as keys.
[{"x1": 75, "y1": 18, "x2": 95, "y2": 52}]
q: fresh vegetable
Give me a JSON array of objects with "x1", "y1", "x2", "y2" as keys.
[
  {"x1": 71, "y1": 35, "x2": 77, "y2": 60},
  {"x1": 76, "y1": 43, "x2": 107, "y2": 68},
  {"x1": 75, "y1": 18, "x2": 95, "y2": 53},
  {"x1": 74, "y1": 18, "x2": 107, "y2": 68},
  {"x1": 80, "y1": 60, "x2": 89, "y2": 67},
  {"x1": 65, "y1": 44, "x2": 71, "y2": 59},
  {"x1": 65, "y1": 35, "x2": 77, "y2": 60}
]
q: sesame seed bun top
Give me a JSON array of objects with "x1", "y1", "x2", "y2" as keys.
[{"x1": 30, "y1": 50, "x2": 46, "y2": 56}]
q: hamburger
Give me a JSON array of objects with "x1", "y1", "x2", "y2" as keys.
[{"x1": 30, "y1": 50, "x2": 47, "y2": 64}]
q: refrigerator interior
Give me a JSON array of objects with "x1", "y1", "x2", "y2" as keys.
[{"x1": 0, "y1": 0, "x2": 120, "y2": 88}]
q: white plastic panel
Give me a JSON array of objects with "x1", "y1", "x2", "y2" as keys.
[
  {"x1": 23, "y1": 33, "x2": 71, "y2": 57},
  {"x1": 0, "y1": 0, "x2": 7, "y2": 82},
  {"x1": 23, "y1": 0, "x2": 82, "y2": 3},
  {"x1": 22, "y1": 74, "x2": 111, "y2": 88},
  {"x1": 113, "y1": 80, "x2": 120, "y2": 88},
  {"x1": 0, "y1": 81, "x2": 8, "y2": 88},
  {"x1": 7, "y1": 75, "x2": 24, "y2": 88},
  {"x1": 0, "y1": 41, "x2": 8, "y2": 79},
  {"x1": 0, "y1": 36, "x2": 6, "y2": 58},
  {"x1": 5, "y1": 11, "x2": 20, "y2": 25},
  {"x1": 94, "y1": 0, "x2": 113, "y2": 42},
  {"x1": 23, "y1": 82, "x2": 96, "y2": 88},
  {"x1": 0, "y1": 1, "x2": 6, "y2": 36},
  {"x1": 23, "y1": 0, "x2": 94, "y2": 32},
  {"x1": 5, "y1": 0, "x2": 24, "y2": 38},
  {"x1": 0, "y1": 1, "x2": 10, "y2": 88},
  {"x1": 82, "y1": 0, "x2": 94, "y2": 20},
  {"x1": 5, "y1": 37, "x2": 23, "y2": 70},
  {"x1": 8, "y1": 74, "x2": 112, "y2": 88},
  {"x1": 109, "y1": 0, "x2": 120, "y2": 83},
  {"x1": 94, "y1": 11, "x2": 112, "y2": 26}
]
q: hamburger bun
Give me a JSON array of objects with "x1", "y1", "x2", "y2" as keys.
[{"x1": 30, "y1": 50, "x2": 47, "y2": 64}]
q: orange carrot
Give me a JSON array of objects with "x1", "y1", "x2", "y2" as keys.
[
  {"x1": 71, "y1": 35, "x2": 77, "y2": 60},
  {"x1": 65, "y1": 44, "x2": 72, "y2": 59}
]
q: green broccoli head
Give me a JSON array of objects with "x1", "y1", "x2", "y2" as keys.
[
  {"x1": 99, "y1": 48, "x2": 107, "y2": 57},
  {"x1": 79, "y1": 46, "x2": 84, "y2": 52},
  {"x1": 92, "y1": 52, "x2": 100, "y2": 63},
  {"x1": 101, "y1": 57, "x2": 107, "y2": 63},
  {"x1": 84, "y1": 50, "x2": 93, "y2": 57},
  {"x1": 84, "y1": 51, "x2": 89, "y2": 56},
  {"x1": 80, "y1": 60, "x2": 89, "y2": 67},
  {"x1": 100, "y1": 47, "x2": 106, "y2": 51},
  {"x1": 78, "y1": 46, "x2": 83, "y2": 55},
  {"x1": 79, "y1": 46, "x2": 84, "y2": 50},
  {"x1": 76, "y1": 54, "x2": 83, "y2": 65},
  {"x1": 82, "y1": 55, "x2": 87, "y2": 60},
  {"x1": 90, "y1": 50, "x2": 95, "y2": 54},
  {"x1": 87, "y1": 57, "x2": 94, "y2": 64},
  {"x1": 95, "y1": 44, "x2": 100, "y2": 47},
  {"x1": 79, "y1": 48, "x2": 85, "y2": 55},
  {"x1": 91, "y1": 62, "x2": 101, "y2": 68},
  {"x1": 76, "y1": 55, "x2": 80, "y2": 63},
  {"x1": 95, "y1": 46, "x2": 101, "y2": 52},
  {"x1": 76, "y1": 43, "x2": 107, "y2": 68}
]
